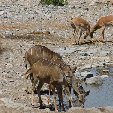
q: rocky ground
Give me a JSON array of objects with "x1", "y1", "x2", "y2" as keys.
[{"x1": 1, "y1": 0, "x2": 113, "y2": 113}]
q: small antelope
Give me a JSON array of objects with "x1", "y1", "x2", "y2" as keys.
[
  {"x1": 24, "y1": 58, "x2": 72, "y2": 111},
  {"x1": 71, "y1": 17, "x2": 90, "y2": 44},
  {"x1": 90, "y1": 15, "x2": 113, "y2": 40}
]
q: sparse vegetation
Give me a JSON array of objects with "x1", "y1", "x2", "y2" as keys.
[{"x1": 40, "y1": 0, "x2": 68, "y2": 6}]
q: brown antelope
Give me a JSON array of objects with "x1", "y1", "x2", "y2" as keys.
[
  {"x1": 90, "y1": 15, "x2": 113, "y2": 40},
  {"x1": 24, "y1": 45, "x2": 87, "y2": 106},
  {"x1": 24, "y1": 45, "x2": 63, "y2": 69},
  {"x1": 24, "y1": 45, "x2": 78, "y2": 91},
  {"x1": 24, "y1": 58, "x2": 73, "y2": 111},
  {"x1": 71, "y1": 17, "x2": 90, "y2": 44},
  {"x1": 24, "y1": 45, "x2": 78, "y2": 106}
]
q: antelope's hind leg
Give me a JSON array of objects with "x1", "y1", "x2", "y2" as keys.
[
  {"x1": 31, "y1": 77, "x2": 37, "y2": 106},
  {"x1": 37, "y1": 80, "x2": 44, "y2": 108},
  {"x1": 56, "y1": 84, "x2": 65, "y2": 111},
  {"x1": 51, "y1": 85, "x2": 58, "y2": 112}
]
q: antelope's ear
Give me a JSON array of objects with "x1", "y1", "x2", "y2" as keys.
[{"x1": 71, "y1": 66, "x2": 77, "y2": 73}]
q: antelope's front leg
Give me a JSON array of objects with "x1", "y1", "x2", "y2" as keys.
[
  {"x1": 31, "y1": 79, "x2": 37, "y2": 106},
  {"x1": 101, "y1": 26, "x2": 106, "y2": 42},
  {"x1": 51, "y1": 85, "x2": 58, "y2": 112},
  {"x1": 48, "y1": 84, "x2": 51, "y2": 105},
  {"x1": 37, "y1": 80, "x2": 44, "y2": 108},
  {"x1": 64, "y1": 82, "x2": 73, "y2": 108},
  {"x1": 56, "y1": 84, "x2": 65, "y2": 111}
]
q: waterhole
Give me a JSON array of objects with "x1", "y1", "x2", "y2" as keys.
[{"x1": 52, "y1": 47, "x2": 113, "y2": 111}]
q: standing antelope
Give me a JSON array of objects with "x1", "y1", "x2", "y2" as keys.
[
  {"x1": 90, "y1": 15, "x2": 113, "y2": 40},
  {"x1": 71, "y1": 17, "x2": 90, "y2": 44},
  {"x1": 24, "y1": 45, "x2": 87, "y2": 107},
  {"x1": 24, "y1": 45, "x2": 78, "y2": 106},
  {"x1": 24, "y1": 45, "x2": 78, "y2": 92},
  {"x1": 24, "y1": 58, "x2": 73, "y2": 111}
]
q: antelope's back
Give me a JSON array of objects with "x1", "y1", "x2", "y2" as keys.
[
  {"x1": 25, "y1": 45, "x2": 63, "y2": 66},
  {"x1": 71, "y1": 17, "x2": 90, "y2": 30},
  {"x1": 97, "y1": 15, "x2": 113, "y2": 26}
]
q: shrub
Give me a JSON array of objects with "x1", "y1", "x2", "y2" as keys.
[{"x1": 40, "y1": 0, "x2": 68, "y2": 6}]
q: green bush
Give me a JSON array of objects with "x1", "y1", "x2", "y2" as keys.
[{"x1": 40, "y1": 0, "x2": 68, "y2": 6}]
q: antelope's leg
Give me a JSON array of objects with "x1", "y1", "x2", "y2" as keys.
[
  {"x1": 78, "y1": 29, "x2": 82, "y2": 44},
  {"x1": 48, "y1": 84, "x2": 51, "y2": 105},
  {"x1": 25, "y1": 73, "x2": 33, "y2": 94},
  {"x1": 64, "y1": 82, "x2": 73, "y2": 108},
  {"x1": 37, "y1": 80, "x2": 44, "y2": 108},
  {"x1": 84, "y1": 30, "x2": 90, "y2": 39},
  {"x1": 102, "y1": 26, "x2": 106, "y2": 41},
  {"x1": 31, "y1": 78, "x2": 37, "y2": 106},
  {"x1": 23, "y1": 73, "x2": 28, "y2": 93},
  {"x1": 72, "y1": 79, "x2": 80, "y2": 96},
  {"x1": 56, "y1": 84, "x2": 65, "y2": 111},
  {"x1": 51, "y1": 85, "x2": 58, "y2": 112},
  {"x1": 23, "y1": 68, "x2": 32, "y2": 94},
  {"x1": 74, "y1": 26, "x2": 78, "y2": 35},
  {"x1": 78, "y1": 93, "x2": 85, "y2": 108},
  {"x1": 74, "y1": 27, "x2": 79, "y2": 44},
  {"x1": 72, "y1": 79, "x2": 86, "y2": 102}
]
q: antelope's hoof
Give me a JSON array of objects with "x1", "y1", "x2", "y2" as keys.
[
  {"x1": 39, "y1": 104, "x2": 46, "y2": 109},
  {"x1": 49, "y1": 104, "x2": 55, "y2": 111},
  {"x1": 62, "y1": 108, "x2": 66, "y2": 112},
  {"x1": 69, "y1": 102, "x2": 72, "y2": 108}
]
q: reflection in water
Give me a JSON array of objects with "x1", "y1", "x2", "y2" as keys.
[
  {"x1": 51, "y1": 66, "x2": 113, "y2": 111},
  {"x1": 73, "y1": 66, "x2": 113, "y2": 108},
  {"x1": 84, "y1": 77, "x2": 113, "y2": 108}
]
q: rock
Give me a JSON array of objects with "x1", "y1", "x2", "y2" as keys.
[{"x1": 85, "y1": 76, "x2": 103, "y2": 85}]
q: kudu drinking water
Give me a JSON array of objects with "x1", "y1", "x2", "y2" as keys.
[{"x1": 24, "y1": 45, "x2": 88, "y2": 108}]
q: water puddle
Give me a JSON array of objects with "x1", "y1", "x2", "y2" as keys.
[
  {"x1": 84, "y1": 76, "x2": 113, "y2": 108},
  {"x1": 52, "y1": 46, "x2": 113, "y2": 110},
  {"x1": 80, "y1": 65, "x2": 113, "y2": 108}
]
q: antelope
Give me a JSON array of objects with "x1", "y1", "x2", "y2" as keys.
[
  {"x1": 90, "y1": 15, "x2": 113, "y2": 40},
  {"x1": 24, "y1": 45, "x2": 78, "y2": 106},
  {"x1": 24, "y1": 45, "x2": 78, "y2": 91},
  {"x1": 24, "y1": 58, "x2": 73, "y2": 111},
  {"x1": 24, "y1": 45, "x2": 88, "y2": 106},
  {"x1": 71, "y1": 17, "x2": 90, "y2": 44}
]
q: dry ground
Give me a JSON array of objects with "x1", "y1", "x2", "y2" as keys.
[{"x1": 0, "y1": 34, "x2": 113, "y2": 113}]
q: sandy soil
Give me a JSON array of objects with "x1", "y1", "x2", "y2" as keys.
[
  {"x1": 1, "y1": 0, "x2": 113, "y2": 112},
  {"x1": 0, "y1": 34, "x2": 113, "y2": 113}
]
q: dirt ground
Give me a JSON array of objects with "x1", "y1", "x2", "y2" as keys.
[{"x1": 0, "y1": 34, "x2": 113, "y2": 113}]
